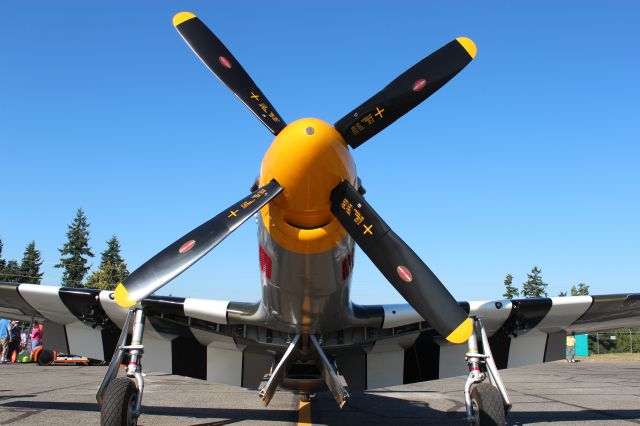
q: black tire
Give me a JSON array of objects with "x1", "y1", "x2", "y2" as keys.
[
  {"x1": 101, "y1": 377, "x2": 138, "y2": 426},
  {"x1": 36, "y1": 349, "x2": 54, "y2": 366},
  {"x1": 470, "y1": 383, "x2": 506, "y2": 426}
]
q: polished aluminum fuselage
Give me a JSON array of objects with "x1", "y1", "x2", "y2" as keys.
[
  {"x1": 257, "y1": 216, "x2": 361, "y2": 334},
  {"x1": 224, "y1": 215, "x2": 383, "y2": 335}
]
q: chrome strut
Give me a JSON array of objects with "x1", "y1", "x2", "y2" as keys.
[
  {"x1": 125, "y1": 308, "x2": 146, "y2": 416},
  {"x1": 477, "y1": 317, "x2": 511, "y2": 410},
  {"x1": 259, "y1": 334, "x2": 300, "y2": 407},
  {"x1": 463, "y1": 317, "x2": 512, "y2": 424},
  {"x1": 97, "y1": 308, "x2": 134, "y2": 405},
  {"x1": 310, "y1": 334, "x2": 349, "y2": 408},
  {"x1": 96, "y1": 307, "x2": 147, "y2": 418}
]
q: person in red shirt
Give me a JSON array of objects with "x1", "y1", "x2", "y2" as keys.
[{"x1": 30, "y1": 321, "x2": 42, "y2": 352}]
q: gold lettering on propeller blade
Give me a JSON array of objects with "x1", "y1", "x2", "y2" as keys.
[
  {"x1": 251, "y1": 188, "x2": 267, "y2": 199},
  {"x1": 268, "y1": 111, "x2": 281, "y2": 123},
  {"x1": 353, "y1": 209, "x2": 365, "y2": 225},
  {"x1": 361, "y1": 113, "x2": 375, "y2": 126},
  {"x1": 340, "y1": 197, "x2": 353, "y2": 216},
  {"x1": 350, "y1": 122, "x2": 365, "y2": 136}
]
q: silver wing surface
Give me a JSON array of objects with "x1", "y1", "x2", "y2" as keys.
[
  {"x1": 371, "y1": 294, "x2": 640, "y2": 384},
  {"x1": 1, "y1": 282, "x2": 638, "y2": 390}
]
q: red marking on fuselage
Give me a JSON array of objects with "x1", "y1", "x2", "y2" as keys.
[
  {"x1": 179, "y1": 240, "x2": 196, "y2": 254},
  {"x1": 412, "y1": 79, "x2": 427, "y2": 92}
]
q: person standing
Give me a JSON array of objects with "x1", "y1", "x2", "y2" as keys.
[
  {"x1": 0, "y1": 318, "x2": 12, "y2": 363},
  {"x1": 30, "y1": 321, "x2": 42, "y2": 353},
  {"x1": 20, "y1": 328, "x2": 27, "y2": 351},
  {"x1": 8, "y1": 321, "x2": 21, "y2": 363},
  {"x1": 566, "y1": 333, "x2": 576, "y2": 363}
]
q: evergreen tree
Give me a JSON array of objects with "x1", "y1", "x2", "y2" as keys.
[
  {"x1": 502, "y1": 273, "x2": 519, "y2": 299},
  {"x1": 0, "y1": 239, "x2": 6, "y2": 278},
  {"x1": 0, "y1": 240, "x2": 7, "y2": 272},
  {"x1": 86, "y1": 235, "x2": 129, "y2": 290},
  {"x1": 558, "y1": 291, "x2": 567, "y2": 297},
  {"x1": 19, "y1": 241, "x2": 43, "y2": 284},
  {"x1": 3, "y1": 260, "x2": 21, "y2": 282},
  {"x1": 521, "y1": 266, "x2": 548, "y2": 298},
  {"x1": 571, "y1": 283, "x2": 590, "y2": 296},
  {"x1": 55, "y1": 208, "x2": 94, "y2": 287}
]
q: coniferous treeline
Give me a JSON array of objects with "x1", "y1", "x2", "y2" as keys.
[
  {"x1": 0, "y1": 239, "x2": 44, "y2": 284},
  {"x1": 501, "y1": 266, "x2": 589, "y2": 299},
  {"x1": 1, "y1": 208, "x2": 128, "y2": 290}
]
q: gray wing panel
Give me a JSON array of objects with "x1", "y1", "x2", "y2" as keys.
[
  {"x1": 17, "y1": 284, "x2": 78, "y2": 324},
  {"x1": 0, "y1": 282, "x2": 44, "y2": 321},
  {"x1": 382, "y1": 294, "x2": 640, "y2": 382},
  {"x1": 569, "y1": 294, "x2": 640, "y2": 332}
]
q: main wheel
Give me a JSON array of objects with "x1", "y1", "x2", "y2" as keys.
[
  {"x1": 470, "y1": 383, "x2": 506, "y2": 426},
  {"x1": 100, "y1": 377, "x2": 139, "y2": 426}
]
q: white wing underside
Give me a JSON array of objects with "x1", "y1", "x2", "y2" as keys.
[{"x1": 1, "y1": 282, "x2": 638, "y2": 390}]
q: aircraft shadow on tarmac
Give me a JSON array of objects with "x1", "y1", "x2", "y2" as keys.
[
  {"x1": 0, "y1": 391, "x2": 464, "y2": 425},
  {"x1": 2, "y1": 390, "x2": 640, "y2": 425}
]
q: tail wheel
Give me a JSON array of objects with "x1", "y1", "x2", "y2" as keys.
[
  {"x1": 470, "y1": 383, "x2": 506, "y2": 426},
  {"x1": 100, "y1": 377, "x2": 139, "y2": 426}
]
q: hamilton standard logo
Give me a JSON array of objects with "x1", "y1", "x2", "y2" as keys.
[{"x1": 179, "y1": 240, "x2": 196, "y2": 254}]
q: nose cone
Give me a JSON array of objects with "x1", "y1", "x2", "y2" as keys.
[{"x1": 260, "y1": 118, "x2": 356, "y2": 228}]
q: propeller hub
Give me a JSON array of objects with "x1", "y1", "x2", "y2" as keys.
[{"x1": 259, "y1": 118, "x2": 356, "y2": 230}]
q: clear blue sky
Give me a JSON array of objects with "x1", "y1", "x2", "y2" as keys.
[{"x1": 2, "y1": 1, "x2": 639, "y2": 304}]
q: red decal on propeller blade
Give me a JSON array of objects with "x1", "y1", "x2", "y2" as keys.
[
  {"x1": 412, "y1": 79, "x2": 427, "y2": 92},
  {"x1": 218, "y1": 56, "x2": 232, "y2": 69},
  {"x1": 397, "y1": 265, "x2": 413, "y2": 283},
  {"x1": 179, "y1": 240, "x2": 196, "y2": 254}
]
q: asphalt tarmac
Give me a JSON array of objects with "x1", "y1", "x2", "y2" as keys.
[{"x1": 0, "y1": 360, "x2": 639, "y2": 425}]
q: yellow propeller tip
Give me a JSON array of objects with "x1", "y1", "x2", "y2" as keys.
[
  {"x1": 114, "y1": 283, "x2": 137, "y2": 308},
  {"x1": 445, "y1": 317, "x2": 473, "y2": 344},
  {"x1": 456, "y1": 37, "x2": 477, "y2": 59},
  {"x1": 173, "y1": 11, "x2": 196, "y2": 27}
]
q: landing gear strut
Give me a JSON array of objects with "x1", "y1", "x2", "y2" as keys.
[
  {"x1": 464, "y1": 317, "x2": 511, "y2": 425},
  {"x1": 258, "y1": 333, "x2": 349, "y2": 409},
  {"x1": 97, "y1": 308, "x2": 147, "y2": 426}
]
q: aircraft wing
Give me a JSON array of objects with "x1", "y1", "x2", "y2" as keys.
[
  {"x1": 0, "y1": 282, "x2": 249, "y2": 386},
  {"x1": 370, "y1": 293, "x2": 640, "y2": 384},
  {"x1": 2, "y1": 282, "x2": 639, "y2": 391}
]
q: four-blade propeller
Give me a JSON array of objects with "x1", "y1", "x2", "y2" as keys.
[{"x1": 116, "y1": 11, "x2": 476, "y2": 344}]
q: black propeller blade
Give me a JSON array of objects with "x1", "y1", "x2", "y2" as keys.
[
  {"x1": 114, "y1": 180, "x2": 283, "y2": 307},
  {"x1": 334, "y1": 37, "x2": 476, "y2": 149},
  {"x1": 330, "y1": 181, "x2": 472, "y2": 343},
  {"x1": 173, "y1": 12, "x2": 286, "y2": 135}
]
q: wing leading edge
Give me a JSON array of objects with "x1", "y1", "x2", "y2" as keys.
[{"x1": 1, "y1": 282, "x2": 638, "y2": 390}]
